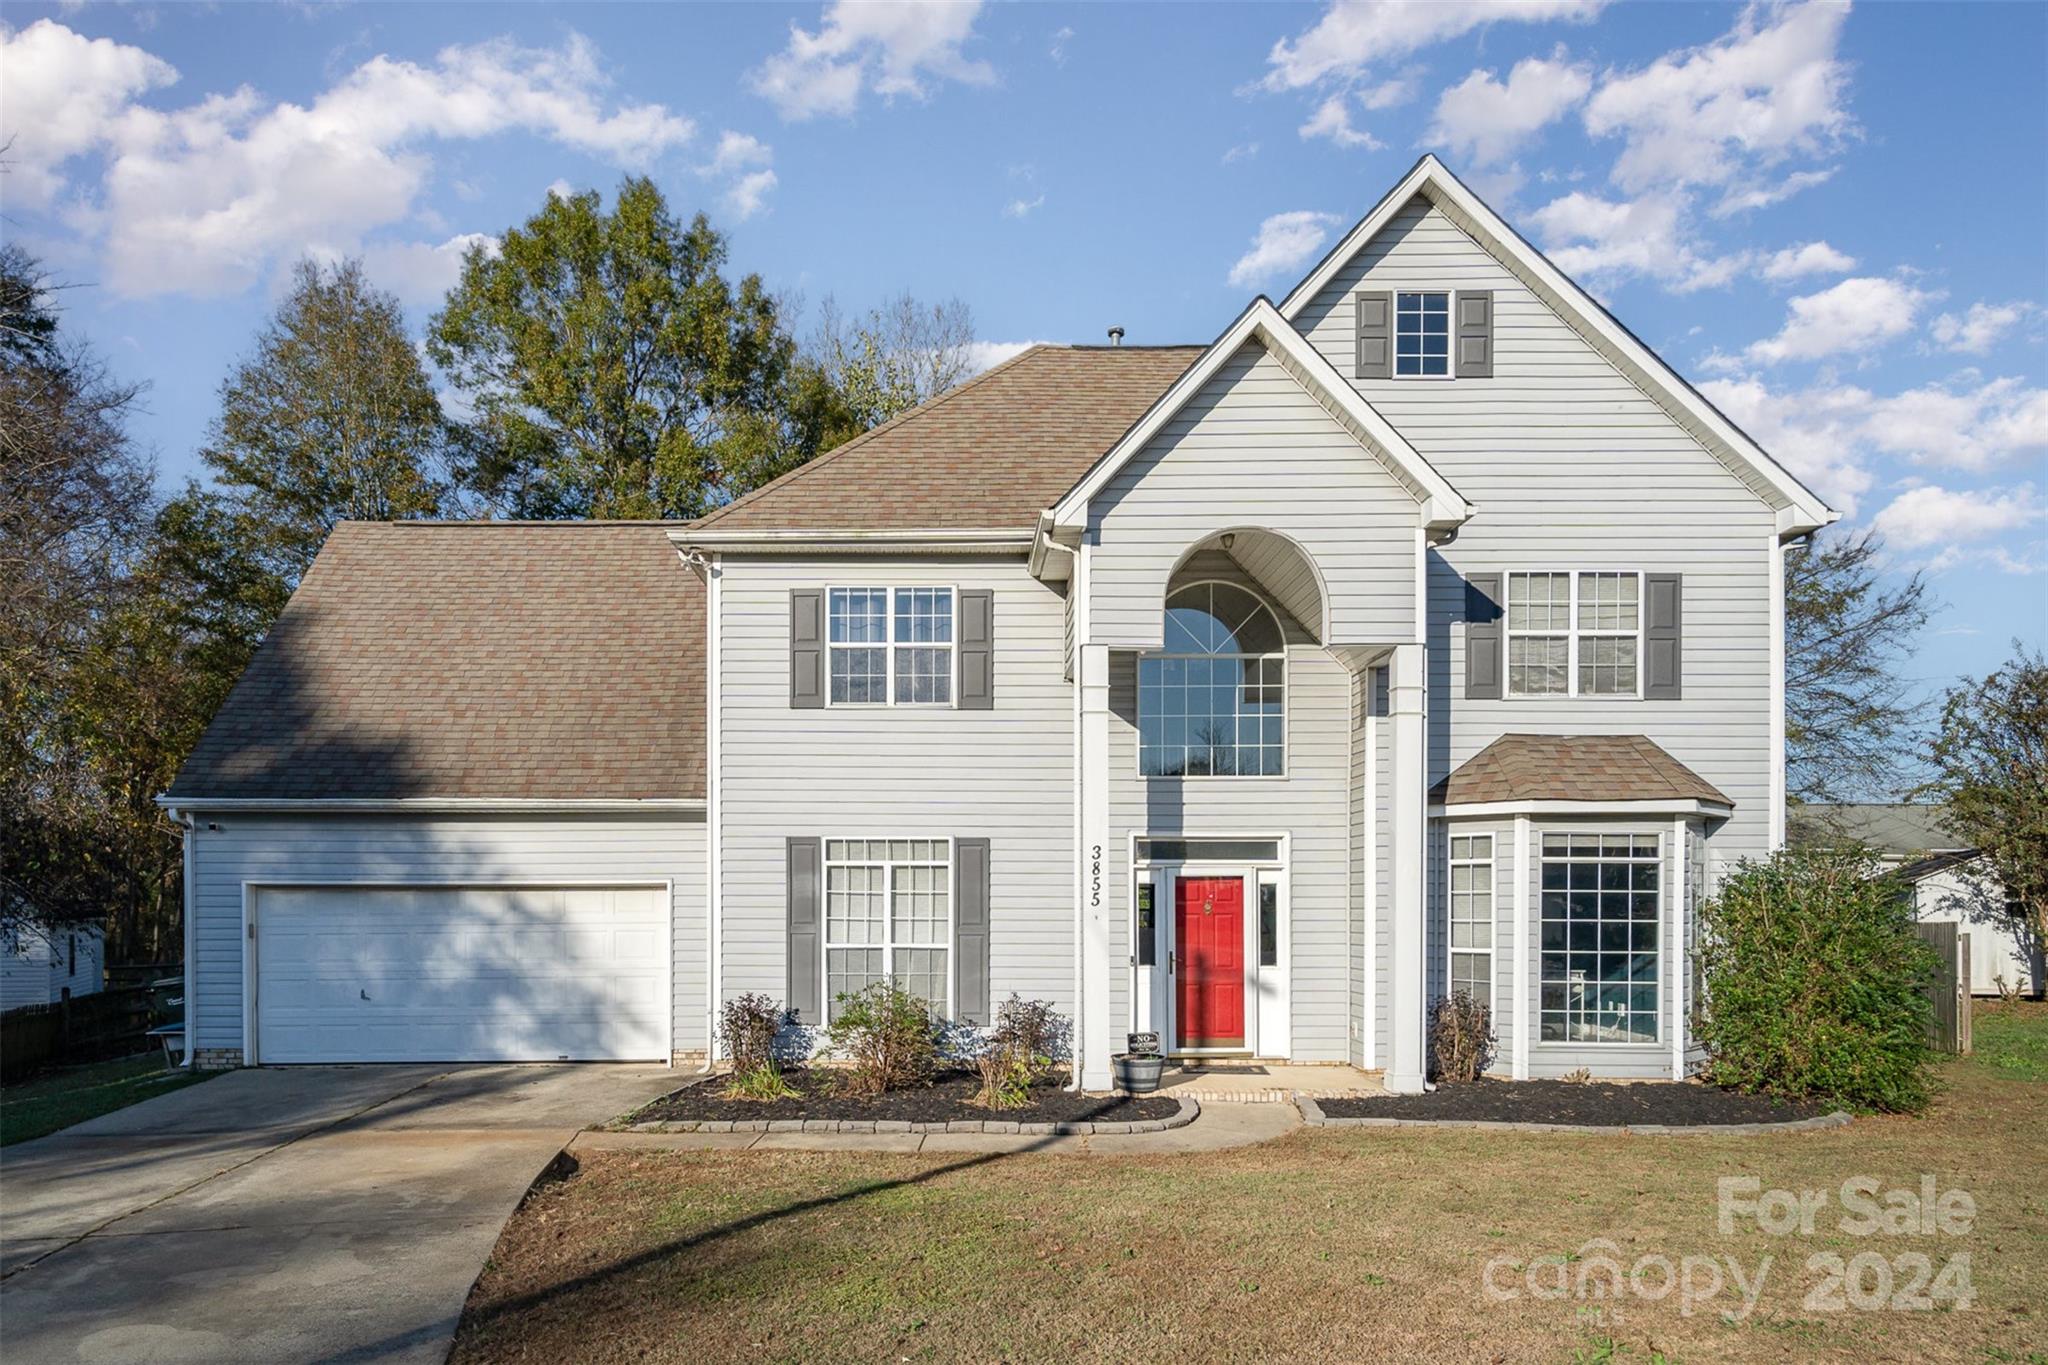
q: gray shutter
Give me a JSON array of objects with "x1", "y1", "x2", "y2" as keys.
[
  {"x1": 957, "y1": 589, "x2": 994, "y2": 710},
  {"x1": 1464, "y1": 573, "x2": 1503, "y2": 700},
  {"x1": 1355, "y1": 290, "x2": 1392, "y2": 379},
  {"x1": 1644, "y1": 573, "x2": 1683, "y2": 700},
  {"x1": 786, "y1": 837, "x2": 822, "y2": 1023},
  {"x1": 954, "y1": 838, "x2": 991, "y2": 1024},
  {"x1": 1455, "y1": 290, "x2": 1493, "y2": 378},
  {"x1": 790, "y1": 590, "x2": 824, "y2": 708}
]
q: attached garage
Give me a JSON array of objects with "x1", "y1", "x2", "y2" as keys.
[{"x1": 248, "y1": 884, "x2": 671, "y2": 1064}]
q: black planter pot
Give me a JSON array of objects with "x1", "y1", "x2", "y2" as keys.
[{"x1": 1113, "y1": 1053, "x2": 1165, "y2": 1094}]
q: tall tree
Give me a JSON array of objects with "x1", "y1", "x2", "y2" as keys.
[
  {"x1": 811, "y1": 291, "x2": 977, "y2": 429},
  {"x1": 428, "y1": 177, "x2": 849, "y2": 519},
  {"x1": 1784, "y1": 528, "x2": 1931, "y2": 806},
  {"x1": 202, "y1": 257, "x2": 449, "y2": 584},
  {"x1": 1920, "y1": 644, "x2": 2048, "y2": 968}
]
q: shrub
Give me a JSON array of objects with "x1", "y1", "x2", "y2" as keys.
[
  {"x1": 973, "y1": 1043, "x2": 1033, "y2": 1110},
  {"x1": 718, "y1": 993, "x2": 788, "y2": 1076},
  {"x1": 1429, "y1": 990, "x2": 1495, "y2": 1083},
  {"x1": 989, "y1": 994, "x2": 1067, "y2": 1084},
  {"x1": 1696, "y1": 844, "x2": 1939, "y2": 1113},
  {"x1": 825, "y1": 983, "x2": 940, "y2": 1096}
]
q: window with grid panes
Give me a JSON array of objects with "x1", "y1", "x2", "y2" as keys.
[
  {"x1": 823, "y1": 838, "x2": 951, "y2": 1019},
  {"x1": 1449, "y1": 835, "x2": 1494, "y2": 1004},
  {"x1": 1539, "y1": 833, "x2": 1661, "y2": 1043},
  {"x1": 1138, "y1": 582, "x2": 1286, "y2": 776},
  {"x1": 827, "y1": 588, "x2": 954, "y2": 705},
  {"x1": 1505, "y1": 572, "x2": 1643, "y2": 697},
  {"x1": 1395, "y1": 291, "x2": 1450, "y2": 377}
]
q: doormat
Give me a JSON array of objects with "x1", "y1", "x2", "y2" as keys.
[{"x1": 1180, "y1": 1064, "x2": 1270, "y2": 1075}]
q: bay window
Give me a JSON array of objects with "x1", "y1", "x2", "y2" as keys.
[{"x1": 1539, "y1": 833, "x2": 1661, "y2": 1043}]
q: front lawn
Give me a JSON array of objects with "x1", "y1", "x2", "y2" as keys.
[
  {"x1": 0, "y1": 1052, "x2": 216, "y2": 1147},
  {"x1": 1974, "y1": 999, "x2": 2048, "y2": 1083},
  {"x1": 455, "y1": 1016, "x2": 2048, "y2": 1364}
]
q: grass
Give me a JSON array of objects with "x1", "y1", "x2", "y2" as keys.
[
  {"x1": 0, "y1": 1052, "x2": 216, "y2": 1147},
  {"x1": 1974, "y1": 1000, "x2": 2048, "y2": 1082},
  {"x1": 452, "y1": 1014, "x2": 2048, "y2": 1364}
]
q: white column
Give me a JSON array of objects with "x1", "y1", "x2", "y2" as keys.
[
  {"x1": 1386, "y1": 642, "x2": 1428, "y2": 1094},
  {"x1": 1672, "y1": 817, "x2": 1688, "y2": 1080},
  {"x1": 1512, "y1": 813, "x2": 1530, "y2": 1080},
  {"x1": 1078, "y1": 641, "x2": 1115, "y2": 1090}
]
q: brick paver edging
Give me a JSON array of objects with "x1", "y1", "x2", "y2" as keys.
[
  {"x1": 1294, "y1": 1094, "x2": 1853, "y2": 1136},
  {"x1": 623, "y1": 1095, "x2": 1199, "y2": 1137}
]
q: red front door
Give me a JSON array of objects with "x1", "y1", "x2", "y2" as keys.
[{"x1": 1176, "y1": 876, "x2": 1246, "y2": 1048}]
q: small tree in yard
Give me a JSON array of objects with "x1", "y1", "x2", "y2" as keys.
[
  {"x1": 1920, "y1": 644, "x2": 2048, "y2": 987},
  {"x1": 1696, "y1": 845, "x2": 1939, "y2": 1113}
]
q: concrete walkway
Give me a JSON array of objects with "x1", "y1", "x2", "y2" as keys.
[
  {"x1": 576, "y1": 1097, "x2": 1300, "y2": 1157},
  {"x1": 0, "y1": 1063, "x2": 675, "y2": 1365}
]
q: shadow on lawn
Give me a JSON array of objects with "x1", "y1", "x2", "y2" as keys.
[{"x1": 440, "y1": 1092, "x2": 1143, "y2": 1352}]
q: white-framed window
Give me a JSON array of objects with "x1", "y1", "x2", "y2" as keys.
[
  {"x1": 1395, "y1": 290, "x2": 1452, "y2": 377},
  {"x1": 823, "y1": 837, "x2": 952, "y2": 1020},
  {"x1": 1505, "y1": 571, "x2": 1643, "y2": 697},
  {"x1": 1139, "y1": 581, "x2": 1287, "y2": 777},
  {"x1": 1448, "y1": 834, "x2": 1494, "y2": 1006},
  {"x1": 828, "y1": 587, "x2": 956, "y2": 706},
  {"x1": 1539, "y1": 832, "x2": 1661, "y2": 1044}
]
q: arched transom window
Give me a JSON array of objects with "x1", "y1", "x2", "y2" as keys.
[{"x1": 1139, "y1": 582, "x2": 1286, "y2": 777}]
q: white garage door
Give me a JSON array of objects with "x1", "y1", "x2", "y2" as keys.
[{"x1": 252, "y1": 885, "x2": 669, "y2": 1063}]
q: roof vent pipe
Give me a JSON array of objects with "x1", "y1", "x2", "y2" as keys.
[{"x1": 1107, "y1": 326, "x2": 1124, "y2": 346}]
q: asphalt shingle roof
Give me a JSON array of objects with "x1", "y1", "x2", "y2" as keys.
[
  {"x1": 691, "y1": 344, "x2": 1202, "y2": 531},
  {"x1": 1432, "y1": 734, "x2": 1731, "y2": 807},
  {"x1": 167, "y1": 522, "x2": 704, "y2": 801}
]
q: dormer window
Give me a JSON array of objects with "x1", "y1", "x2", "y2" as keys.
[{"x1": 1395, "y1": 291, "x2": 1451, "y2": 377}]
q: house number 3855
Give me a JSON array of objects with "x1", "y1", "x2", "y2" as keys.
[{"x1": 1089, "y1": 844, "x2": 1103, "y2": 909}]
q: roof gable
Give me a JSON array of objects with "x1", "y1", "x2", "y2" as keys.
[
  {"x1": 1047, "y1": 298, "x2": 1471, "y2": 537},
  {"x1": 1279, "y1": 156, "x2": 1834, "y2": 538}
]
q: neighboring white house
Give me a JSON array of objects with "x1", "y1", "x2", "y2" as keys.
[
  {"x1": 0, "y1": 923, "x2": 106, "y2": 1013},
  {"x1": 1797, "y1": 804, "x2": 2041, "y2": 999},
  {"x1": 162, "y1": 156, "x2": 1840, "y2": 1088}
]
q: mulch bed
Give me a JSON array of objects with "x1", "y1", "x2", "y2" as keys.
[
  {"x1": 1317, "y1": 1079, "x2": 1833, "y2": 1127},
  {"x1": 627, "y1": 1068, "x2": 1182, "y2": 1126}
]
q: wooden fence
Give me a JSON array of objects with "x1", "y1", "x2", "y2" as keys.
[
  {"x1": 1913, "y1": 922, "x2": 1974, "y2": 1055},
  {"x1": 0, "y1": 983, "x2": 178, "y2": 1082}
]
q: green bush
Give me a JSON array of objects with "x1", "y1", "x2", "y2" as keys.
[
  {"x1": 1696, "y1": 845, "x2": 1939, "y2": 1112},
  {"x1": 825, "y1": 983, "x2": 940, "y2": 1095}
]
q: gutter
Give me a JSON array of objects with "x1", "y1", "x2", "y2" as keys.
[
  {"x1": 668, "y1": 528, "x2": 1032, "y2": 555},
  {"x1": 165, "y1": 806, "x2": 196, "y2": 1068},
  {"x1": 153, "y1": 797, "x2": 706, "y2": 814}
]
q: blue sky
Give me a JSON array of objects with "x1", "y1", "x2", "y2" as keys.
[{"x1": 3, "y1": 1, "x2": 2043, "y2": 689}]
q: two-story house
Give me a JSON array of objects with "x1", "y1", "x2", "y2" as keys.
[{"x1": 163, "y1": 157, "x2": 1833, "y2": 1090}]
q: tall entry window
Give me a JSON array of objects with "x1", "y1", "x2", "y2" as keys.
[
  {"x1": 1539, "y1": 833, "x2": 1661, "y2": 1043},
  {"x1": 1139, "y1": 582, "x2": 1286, "y2": 777}
]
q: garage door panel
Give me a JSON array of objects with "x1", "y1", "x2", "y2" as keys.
[{"x1": 253, "y1": 885, "x2": 668, "y2": 1063}]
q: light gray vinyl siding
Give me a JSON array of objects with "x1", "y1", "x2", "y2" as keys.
[
  {"x1": 716, "y1": 556, "x2": 1075, "y2": 1021},
  {"x1": 1087, "y1": 341, "x2": 1417, "y2": 650},
  {"x1": 1105, "y1": 551, "x2": 1353, "y2": 1061},
  {"x1": 186, "y1": 813, "x2": 707, "y2": 1055},
  {"x1": 1295, "y1": 193, "x2": 1778, "y2": 883}
]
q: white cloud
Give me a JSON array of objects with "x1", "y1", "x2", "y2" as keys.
[
  {"x1": 359, "y1": 232, "x2": 498, "y2": 305},
  {"x1": 1222, "y1": 141, "x2": 1261, "y2": 165},
  {"x1": 1744, "y1": 276, "x2": 1934, "y2": 364},
  {"x1": 1227, "y1": 210, "x2": 1342, "y2": 289},
  {"x1": 703, "y1": 130, "x2": 772, "y2": 175},
  {"x1": 751, "y1": 0, "x2": 994, "y2": 121},
  {"x1": 545, "y1": 179, "x2": 575, "y2": 200},
  {"x1": 1872, "y1": 484, "x2": 2042, "y2": 553},
  {"x1": 965, "y1": 339, "x2": 1056, "y2": 374},
  {"x1": 1049, "y1": 25, "x2": 1074, "y2": 66},
  {"x1": 1697, "y1": 373, "x2": 2048, "y2": 517},
  {"x1": 0, "y1": 23, "x2": 699, "y2": 298},
  {"x1": 1930, "y1": 301, "x2": 2034, "y2": 355},
  {"x1": 1299, "y1": 94, "x2": 1385, "y2": 150},
  {"x1": 1760, "y1": 240, "x2": 1856, "y2": 281},
  {"x1": 0, "y1": 19, "x2": 177, "y2": 208},
  {"x1": 723, "y1": 169, "x2": 779, "y2": 221},
  {"x1": 1003, "y1": 194, "x2": 1046, "y2": 219},
  {"x1": 1262, "y1": 0, "x2": 1607, "y2": 91},
  {"x1": 1712, "y1": 167, "x2": 1834, "y2": 216},
  {"x1": 1528, "y1": 189, "x2": 1743, "y2": 292},
  {"x1": 1427, "y1": 51, "x2": 1590, "y2": 166},
  {"x1": 1583, "y1": 1, "x2": 1853, "y2": 195},
  {"x1": 1359, "y1": 72, "x2": 1421, "y2": 109}
]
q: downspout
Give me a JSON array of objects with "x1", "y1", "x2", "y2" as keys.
[{"x1": 169, "y1": 807, "x2": 196, "y2": 1067}]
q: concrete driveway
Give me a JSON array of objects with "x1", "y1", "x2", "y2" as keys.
[{"x1": 0, "y1": 1063, "x2": 678, "y2": 1364}]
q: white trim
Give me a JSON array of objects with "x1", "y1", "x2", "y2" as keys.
[
  {"x1": 1276, "y1": 155, "x2": 1833, "y2": 535},
  {"x1": 1500, "y1": 570, "x2": 1646, "y2": 700},
  {"x1": 1362, "y1": 672, "x2": 1378, "y2": 1069},
  {"x1": 178, "y1": 812, "x2": 196, "y2": 1067},
  {"x1": 1069, "y1": 540, "x2": 1090, "y2": 1091},
  {"x1": 1768, "y1": 534, "x2": 1788, "y2": 849},
  {"x1": 1512, "y1": 813, "x2": 1530, "y2": 1080},
  {"x1": 156, "y1": 797, "x2": 705, "y2": 814},
  {"x1": 822, "y1": 583, "x2": 961, "y2": 709},
  {"x1": 1046, "y1": 297, "x2": 1473, "y2": 537},
  {"x1": 706, "y1": 553, "x2": 723, "y2": 1066},
  {"x1": 1672, "y1": 815, "x2": 1688, "y2": 1080},
  {"x1": 1435, "y1": 798, "x2": 1731, "y2": 818},
  {"x1": 671, "y1": 528, "x2": 1031, "y2": 553},
  {"x1": 242, "y1": 877, "x2": 674, "y2": 1067},
  {"x1": 1445, "y1": 831, "x2": 1496, "y2": 1015}
]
